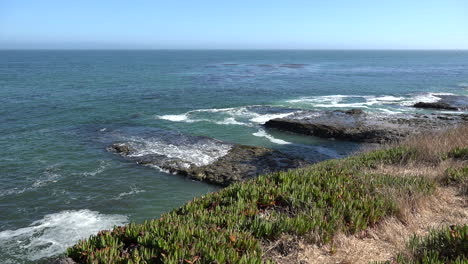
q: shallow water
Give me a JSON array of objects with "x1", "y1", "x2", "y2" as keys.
[{"x1": 1, "y1": 50, "x2": 467, "y2": 263}]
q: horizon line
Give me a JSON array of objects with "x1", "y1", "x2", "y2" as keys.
[{"x1": 1, "y1": 48, "x2": 468, "y2": 51}]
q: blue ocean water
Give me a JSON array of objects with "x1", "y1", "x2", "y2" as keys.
[{"x1": 0, "y1": 50, "x2": 467, "y2": 263}]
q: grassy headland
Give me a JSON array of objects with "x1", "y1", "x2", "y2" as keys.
[{"x1": 67, "y1": 126, "x2": 467, "y2": 263}]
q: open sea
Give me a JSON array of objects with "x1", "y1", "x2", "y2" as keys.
[{"x1": 1, "y1": 50, "x2": 467, "y2": 263}]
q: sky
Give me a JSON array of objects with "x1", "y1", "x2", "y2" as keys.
[{"x1": 0, "y1": 0, "x2": 467, "y2": 49}]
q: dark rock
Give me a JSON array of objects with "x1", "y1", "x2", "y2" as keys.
[
  {"x1": 413, "y1": 102, "x2": 458, "y2": 110},
  {"x1": 413, "y1": 95, "x2": 468, "y2": 111},
  {"x1": 108, "y1": 143, "x2": 132, "y2": 155},
  {"x1": 265, "y1": 110, "x2": 467, "y2": 143},
  {"x1": 344, "y1": 108, "x2": 365, "y2": 115},
  {"x1": 109, "y1": 142, "x2": 308, "y2": 187}
]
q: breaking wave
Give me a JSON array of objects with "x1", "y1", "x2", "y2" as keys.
[
  {"x1": 252, "y1": 129, "x2": 292, "y2": 145},
  {"x1": 284, "y1": 92, "x2": 456, "y2": 110},
  {"x1": 0, "y1": 210, "x2": 127, "y2": 262},
  {"x1": 157, "y1": 105, "x2": 299, "y2": 126}
]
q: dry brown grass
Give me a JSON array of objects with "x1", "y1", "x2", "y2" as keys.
[
  {"x1": 264, "y1": 125, "x2": 468, "y2": 263},
  {"x1": 264, "y1": 187, "x2": 467, "y2": 264},
  {"x1": 399, "y1": 125, "x2": 468, "y2": 164}
]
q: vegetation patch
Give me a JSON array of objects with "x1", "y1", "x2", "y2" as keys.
[
  {"x1": 378, "y1": 225, "x2": 468, "y2": 264},
  {"x1": 446, "y1": 147, "x2": 468, "y2": 161},
  {"x1": 67, "y1": 146, "x2": 435, "y2": 263},
  {"x1": 66, "y1": 126, "x2": 468, "y2": 263}
]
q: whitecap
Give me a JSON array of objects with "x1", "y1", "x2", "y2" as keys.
[
  {"x1": 214, "y1": 117, "x2": 245, "y2": 126},
  {"x1": 156, "y1": 106, "x2": 299, "y2": 126},
  {"x1": 157, "y1": 114, "x2": 190, "y2": 122},
  {"x1": 0, "y1": 210, "x2": 127, "y2": 261},
  {"x1": 252, "y1": 130, "x2": 291, "y2": 145}
]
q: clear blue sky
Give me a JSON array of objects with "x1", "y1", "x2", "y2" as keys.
[{"x1": 1, "y1": 0, "x2": 467, "y2": 49}]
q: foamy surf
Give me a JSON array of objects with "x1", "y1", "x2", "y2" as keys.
[
  {"x1": 156, "y1": 105, "x2": 300, "y2": 126},
  {"x1": 284, "y1": 93, "x2": 458, "y2": 111},
  {"x1": 249, "y1": 112, "x2": 295, "y2": 124},
  {"x1": 158, "y1": 114, "x2": 190, "y2": 122},
  {"x1": 252, "y1": 130, "x2": 291, "y2": 145},
  {"x1": 120, "y1": 135, "x2": 232, "y2": 167},
  {"x1": 401, "y1": 92, "x2": 455, "y2": 106},
  {"x1": 0, "y1": 210, "x2": 127, "y2": 261}
]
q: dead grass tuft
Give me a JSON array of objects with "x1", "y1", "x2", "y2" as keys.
[
  {"x1": 265, "y1": 187, "x2": 467, "y2": 264},
  {"x1": 264, "y1": 125, "x2": 468, "y2": 263},
  {"x1": 399, "y1": 125, "x2": 468, "y2": 164}
]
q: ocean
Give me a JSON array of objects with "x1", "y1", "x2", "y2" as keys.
[{"x1": 1, "y1": 50, "x2": 467, "y2": 263}]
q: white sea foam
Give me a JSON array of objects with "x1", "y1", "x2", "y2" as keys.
[
  {"x1": 401, "y1": 92, "x2": 454, "y2": 106},
  {"x1": 112, "y1": 186, "x2": 146, "y2": 200},
  {"x1": 249, "y1": 112, "x2": 295, "y2": 124},
  {"x1": 156, "y1": 106, "x2": 299, "y2": 126},
  {"x1": 149, "y1": 164, "x2": 176, "y2": 174},
  {"x1": 124, "y1": 136, "x2": 232, "y2": 167},
  {"x1": 287, "y1": 95, "x2": 349, "y2": 104},
  {"x1": 0, "y1": 188, "x2": 27, "y2": 197},
  {"x1": 158, "y1": 114, "x2": 189, "y2": 122},
  {"x1": 0, "y1": 165, "x2": 62, "y2": 197},
  {"x1": 286, "y1": 93, "x2": 457, "y2": 112},
  {"x1": 81, "y1": 160, "x2": 109, "y2": 177},
  {"x1": 252, "y1": 130, "x2": 291, "y2": 145},
  {"x1": 214, "y1": 117, "x2": 246, "y2": 126},
  {"x1": 0, "y1": 210, "x2": 127, "y2": 261}
]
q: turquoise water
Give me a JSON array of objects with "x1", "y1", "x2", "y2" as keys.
[{"x1": 1, "y1": 50, "x2": 467, "y2": 263}]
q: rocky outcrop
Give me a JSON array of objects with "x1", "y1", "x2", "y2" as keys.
[
  {"x1": 108, "y1": 142, "x2": 308, "y2": 187},
  {"x1": 413, "y1": 102, "x2": 458, "y2": 111},
  {"x1": 413, "y1": 95, "x2": 468, "y2": 111},
  {"x1": 265, "y1": 109, "x2": 468, "y2": 143}
]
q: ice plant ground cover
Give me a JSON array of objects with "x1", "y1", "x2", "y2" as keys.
[{"x1": 67, "y1": 126, "x2": 467, "y2": 263}]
